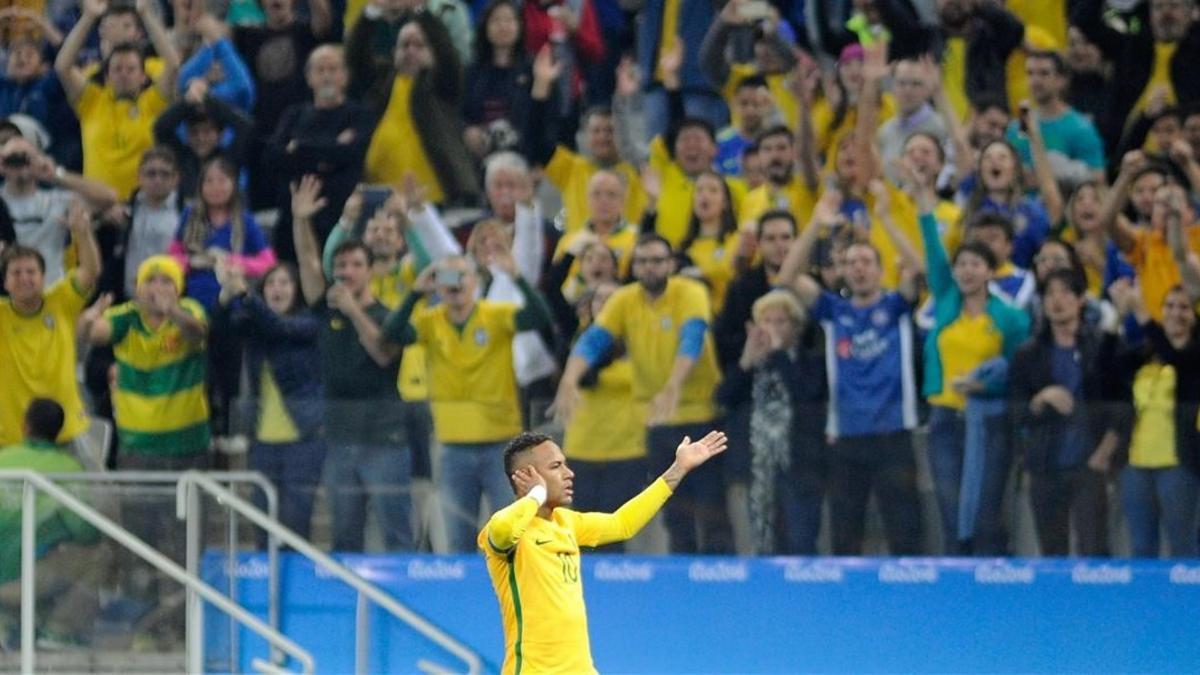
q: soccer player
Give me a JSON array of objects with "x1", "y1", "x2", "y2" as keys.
[{"x1": 480, "y1": 429, "x2": 727, "y2": 675}]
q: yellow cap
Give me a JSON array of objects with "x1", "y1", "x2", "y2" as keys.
[{"x1": 136, "y1": 255, "x2": 184, "y2": 294}]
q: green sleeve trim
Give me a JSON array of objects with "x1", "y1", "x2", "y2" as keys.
[
  {"x1": 513, "y1": 277, "x2": 553, "y2": 332},
  {"x1": 322, "y1": 224, "x2": 348, "y2": 281},
  {"x1": 506, "y1": 551, "x2": 524, "y2": 675}
]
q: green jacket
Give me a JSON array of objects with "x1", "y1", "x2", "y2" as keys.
[
  {"x1": 919, "y1": 212, "x2": 1030, "y2": 400},
  {"x1": 0, "y1": 440, "x2": 99, "y2": 584}
]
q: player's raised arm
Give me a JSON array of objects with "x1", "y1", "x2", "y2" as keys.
[{"x1": 661, "y1": 431, "x2": 728, "y2": 490}]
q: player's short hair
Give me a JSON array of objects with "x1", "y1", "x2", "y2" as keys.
[{"x1": 503, "y1": 432, "x2": 555, "y2": 479}]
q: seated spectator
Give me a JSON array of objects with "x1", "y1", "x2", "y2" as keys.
[
  {"x1": 1110, "y1": 280, "x2": 1200, "y2": 558},
  {"x1": 0, "y1": 399, "x2": 103, "y2": 646},
  {"x1": 292, "y1": 176, "x2": 413, "y2": 552},
  {"x1": 364, "y1": 12, "x2": 479, "y2": 206},
  {"x1": 220, "y1": 263, "x2": 326, "y2": 540},
  {"x1": 717, "y1": 290, "x2": 826, "y2": 555},
  {"x1": 0, "y1": 133, "x2": 117, "y2": 286},
  {"x1": 1010, "y1": 269, "x2": 1117, "y2": 557},
  {"x1": 177, "y1": 13, "x2": 256, "y2": 113},
  {"x1": 55, "y1": 0, "x2": 180, "y2": 200},
  {"x1": 462, "y1": 0, "x2": 531, "y2": 161},
  {"x1": 0, "y1": 202, "x2": 100, "y2": 451},
  {"x1": 152, "y1": 80, "x2": 253, "y2": 199}
]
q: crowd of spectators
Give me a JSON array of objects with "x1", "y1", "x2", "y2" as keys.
[{"x1": 4, "y1": 0, "x2": 1200, "y2": 567}]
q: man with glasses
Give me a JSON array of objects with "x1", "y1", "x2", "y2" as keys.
[
  {"x1": 554, "y1": 233, "x2": 731, "y2": 553},
  {"x1": 382, "y1": 253, "x2": 554, "y2": 553},
  {"x1": 877, "y1": 58, "x2": 949, "y2": 179}
]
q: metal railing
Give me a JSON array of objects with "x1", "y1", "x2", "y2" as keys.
[
  {"x1": 176, "y1": 471, "x2": 484, "y2": 675},
  {"x1": 0, "y1": 470, "x2": 314, "y2": 674},
  {"x1": 47, "y1": 470, "x2": 281, "y2": 672}
]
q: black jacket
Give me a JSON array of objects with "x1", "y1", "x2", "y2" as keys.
[
  {"x1": 1008, "y1": 326, "x2": 1125, "y2": 473},
  {"x1": 716, "y1": 339, "x2": 828, "y2": 481},
  {"x1": 1072, "y1": 0, "x2": 1200, "y2": 156},
  {"x1": 713, "y1": 265, "x2": 772, "y2": 371}
]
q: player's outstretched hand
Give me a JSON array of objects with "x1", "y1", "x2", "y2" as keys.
[
  {"x1": 512, "y1": 466, "x2": 546, "y2": 499},
  {"x1": 674, "y1": 431, "x2": 727, "y2": 473}
]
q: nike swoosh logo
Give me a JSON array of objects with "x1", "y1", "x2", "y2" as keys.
[{"x1": 534, "y1": 538, "x2": 552, "y2": 546}]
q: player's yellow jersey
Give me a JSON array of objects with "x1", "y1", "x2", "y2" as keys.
[{"x1": 479, "y1": 479, "x2": 673, "y2": 674}]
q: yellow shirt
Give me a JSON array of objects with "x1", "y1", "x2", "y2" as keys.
[
  {"x1": 811, "y1": 93, "x2": 895, "y2": 159},
  {"x1": 1130, "y1": 362, "x2": 1178, "y2": 468},
  {"x1": 370, "y1": 260, "x2": 430, "y2": 402},
  {"x1": 412, "y1": 301, "x2": 522, "y2": 443},
  {"x1": 941, "y1": 37, "x2": 969, "y2": 122},
  {"x1": 720, "y1": 64, "x2": 798, "y2": 132},
  {"x1": 933, "y1": 199, "x2": 964, "y2": 255},
  {"x1": 648, "y1": 137, "x2": 747, "y2": 248},
  {"x1": 563, "y1": 358, "x2": 647, "y2": 462},
  {"x1": 1127, "y1": 226, "x2": 1200, "y2": 322},
  {"x1": 554, "y1": 221, "x2": 639, "y2": 284},
  {"x1": 1131, "y1": 43, "x2": 1178, "y2": 125},
  {"x1": 1007, "y1": 0, "x2": 1067, "y2": 48},
  {"x1": 365, "y1": 76, "x2": 444, "y2": 202},
  {"x1": 256, "y1": 364, "x2": 300, "y2": 443},
  {"x1": 0, "y1": 273, "x2": 90, "y2": 445},
  {"x1": 543, "y1": 147, "x2": 647, "y2": 234},
  {"x1": 685, "y1": 231, "x2": 741, "y2": 312},
  {"x1": 74, "y1": 83, "x2": 170, "y2": 200},
  {"x1": 928, "y1": 312, "x2": 1003, "y2": 410},
  {"x1": 594, "y1": 277, "x2": 721, "y2": 424},
  {"x1": 81, "y1": 56, "x2": 165, "y2": 82},
  {"x1": 479, "y1": 478, "x2": 673, "y2": 675},
  {"x1": 739, "y1": 175, "x2": 817, "y2": 233}
]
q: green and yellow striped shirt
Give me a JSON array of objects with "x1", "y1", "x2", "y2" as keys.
[{"x1": 105, "y1": 299, "x2": 210, "y2": 456}]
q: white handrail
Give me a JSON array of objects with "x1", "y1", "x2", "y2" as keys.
[
  {"x1": 44, "y1": 469, "x2": 282, "y2": 671},
  {"x1": 0, "y1": 470, "x2": 315, "y2": 675},
  {"x1": 176, "y1": 471, "x2": 484, "y2": 675}
]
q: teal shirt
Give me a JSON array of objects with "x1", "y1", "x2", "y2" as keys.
[
  {"x1": 1006, "y1": 109, "x2": 1106, "y2": 170},
  {"x1": 918, "y1": 213, "x2": 1031, "y2": 400},
  {"x1": 0, "y1": 440, "x2": 98, "y2": 584}
]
